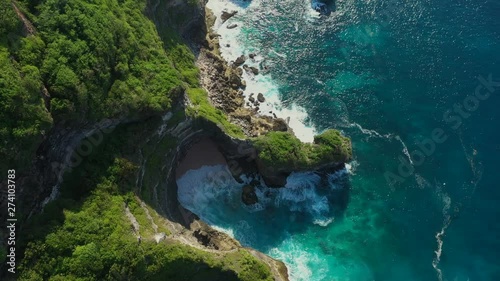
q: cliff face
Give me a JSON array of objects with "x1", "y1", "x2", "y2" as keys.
[{"x1": 2, "y1": 0, "x2": 350, "y2": 280}]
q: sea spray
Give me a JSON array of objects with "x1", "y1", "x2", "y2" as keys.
[{"x1": 176, "y1": 164, "x2": 350, "y2": 279}]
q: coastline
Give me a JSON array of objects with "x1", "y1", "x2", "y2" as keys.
[{"x1": 196, "y1": 6, "x2": 291, "y2": 138}]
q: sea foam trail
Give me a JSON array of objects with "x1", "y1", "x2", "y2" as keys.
[
  {"x1": 395, "y1": 136, "x2": 414, "y2": 165},
  {"x1": 349, "y1": 122, "x2": 393, "y2": 139},
  {"x1": 432, "y1": 186, "x2": 452, "y2": 281},
  {"x1": 348, "y1": 122, "x2": 414, "y2": 166},
  {"x1": 206, "y1": 0, "x2": 317, "y2": 142}
]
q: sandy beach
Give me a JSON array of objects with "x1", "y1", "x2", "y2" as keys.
[{"x1": 175, "y1": 137, "x2": 227, "y2": 179}]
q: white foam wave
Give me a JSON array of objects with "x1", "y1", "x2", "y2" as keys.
[
  {"x1": 275, "y1": 172, "x2": 330, "y2": 218},
  {"x1": 269, "y1": 236, "x2": 324, "y2": 281},
  {"x1": 345, "y1": 160, "x2": 359, "y2": 175},
  {"x1": 177, "y1": 165, "x2": 344, "y2": 228},
  {"x1": 177, "y1": 164, "x2": 242, "y2": 223},
  {"x1": 212, "y1": 224, "x2": 235, "y2": 238},
  {"x1": 313, "y1": 217, "x2": 334, "y2": 227},
  {"x1": 176, "y1": 164, "x2": 350, "y2": 280}
]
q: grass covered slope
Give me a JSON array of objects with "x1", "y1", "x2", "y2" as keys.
[
  {"x1": 252, "y1": 129, "x2": 352, "y2": 185},
  {"x1": 253, "y1": 129, "x2": 352, "y2": 168}
]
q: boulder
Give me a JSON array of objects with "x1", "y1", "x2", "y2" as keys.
[
  {"x1": 233, "y1": 55, "x2": 246, "y2": 67},
  {"x1": 221, "y1": 10, "x2": 238, "y2": 23},
  {"x1": 272, "y1": 118, "x2": 289, "y2": 132},
  {"x1": 249, "y1": 66, "x2": 259, "y2": 75},
  {"x1": 241, "y1": 185, "x2": 258, "y2": 205},
  {"x1": 257, "y1": 93, "x2": 265, "y2": 102},
  {"x1": 243, "y1": 64, "x2": 259, "y2": 75}
]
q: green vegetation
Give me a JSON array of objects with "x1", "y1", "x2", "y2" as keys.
[
  {"x1": 19, "y1": 157, "x2": 272, "y2": 281},
  {"x1": 253, "y1": 129, "x2": 352, "y2": 168},
  {"x1": 1, "y1": 0, "x2": 275, "y2": 279},
  {"x1": 18, "y1": 119, "x2": 272, "y2": 280},
  {"x1": 31, "y1": 0, "x2": 181, "y2": 120},
  {"x1": 186, "y1": 88, "x2": 245, "y2": 139},
  {"x1": 154, "y1": 21, "x2": 245, "y2": 139},
  {"x1": 0, "y1": 42, "x2": 53, "y2": 172}
]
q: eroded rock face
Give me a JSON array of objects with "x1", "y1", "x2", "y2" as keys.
[{"x1": 193, "y1": 227, "x2": 240, "y2": 251}]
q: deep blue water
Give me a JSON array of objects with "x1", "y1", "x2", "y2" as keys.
[{"x1": 178, "y1": 0, "x2": 500, "y2": 280}]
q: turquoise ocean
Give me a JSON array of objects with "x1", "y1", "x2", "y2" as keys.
[{"x1": 177, "y1": 0, "x2": 500, "y2": 280}]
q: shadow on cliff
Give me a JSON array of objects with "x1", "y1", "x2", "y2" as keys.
[{"x1": 17, "y1": 119, "x2": 243, "y2": 280}]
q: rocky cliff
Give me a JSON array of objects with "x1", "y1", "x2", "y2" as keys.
[{"x1": 1, "y1": 0, "x2": 351, "y2": 280}]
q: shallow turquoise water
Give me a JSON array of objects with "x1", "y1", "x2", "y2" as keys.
[{"x1": 178, "y1": 0, "x2": 500, "y2": 280}]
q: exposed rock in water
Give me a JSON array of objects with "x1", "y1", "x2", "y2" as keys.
[
  {"x1": 249, "y1": 53, "x2": 256, "y2": 59},
  {"x1": 233, "y1": 55, "x2": 246, "y2": 67},
  {"x1": 242, "y1": 185, "x2": 258, "y2": 205},
  {"x1": 257, "y1": 93, "x2": 265, "y2": 102},
  {"x1": 250, "y1": 66, "x2": 259, "y2": 75},
  {"x1": 249, "y1": 96, "x2": 255, "y2": 103},
  {"x1": 221, "y1": 10, "x2": 238, "y2": 23},
  {"x1": 227, "y1": 23, "x2": 238, "y2": 29},
  {"x1": 243, "y1": 64, "x2": 259, "y2": 75}
]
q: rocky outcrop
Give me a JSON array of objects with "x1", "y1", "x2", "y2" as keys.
[
  {"x1": 199, "y1": 8, "x2": 292, "y2": 139},
  {"x1": 243, "y1": 64, "x2": 259, "y2": 75},
  {"x1": 221, "y1": 10, "x2": 238, "y2": 23},
  {"x1": 6, "y1": 0, "x2": 351, "y2": 280},
  {"x1": 253, "y1": 130, "x2": 353, "y2": 187},
  {"x1": 257, "y1": 93, "x2": 265, "y2": 102},
  {"x1": 233, "y1": 55, "x2": 246, "y2": 67},
  {"x1": 242, "y1": 185, "x2": 258, "y2": 205}
]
